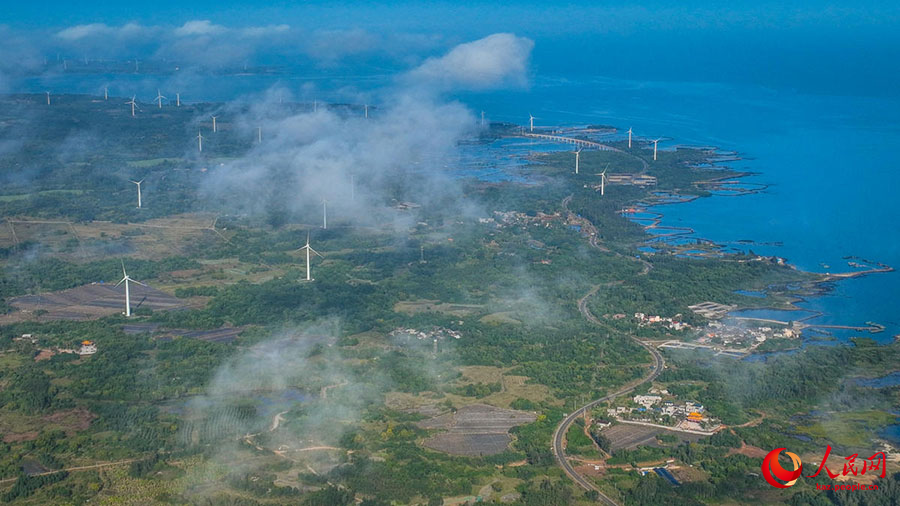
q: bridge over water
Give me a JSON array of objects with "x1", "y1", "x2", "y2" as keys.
[{"x1": 514, "y1": 132, "x2": 623, "y2": 152}]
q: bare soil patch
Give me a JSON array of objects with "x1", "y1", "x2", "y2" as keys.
[{"x1": 418, "y1": 404, "x2": 536, "y2": 456}]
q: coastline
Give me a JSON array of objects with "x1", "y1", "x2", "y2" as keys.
[
  {"x1": 624, "y1": 143, "x2": 895, "y2": 345},
  {"x1": 516, "y1": 127, "x2": 896, "y2": 346}
]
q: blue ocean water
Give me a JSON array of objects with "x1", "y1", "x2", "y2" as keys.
[
  {"x1": 464, "y1": 76, "x2": 900, "y2": 341},
  {"x1": 14, "y1": 68, "x2": 900, "y2": 340}
]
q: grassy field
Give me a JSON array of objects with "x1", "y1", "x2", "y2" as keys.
[
  {"x1": 125, "y1": 158, "x2": 183, "y2": 168},
  {"x1": 795, "y1": 410, "x2": 897, "y2": 449},
  {"x1": 0, "y1": 214, "x2": 226, "y2": 261},
  {"x1": 567, "y1": 421, "x2": 602, "y2": 459},
  {"x1": 0, "y1": 190, "x2": 86, "y2": 202},
  {"x1": 393, "y1": 299, "x2": 485, "y2": 317},
  {"x1": 386, "y1": 365, "x2": 555, "y2": 411}
]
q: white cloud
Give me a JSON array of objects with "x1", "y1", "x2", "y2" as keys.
[
  {"x1": 406, "y1": 33, "x2": 534, "y2": 91},
  {"x1": 118, "y1": 22, "x2": 147, "y2": 37},
  {"x1": 174, "y1": 20, "x2": 226, "y2": 37},
  {"x1": 56, "y1": 23, "x2": 114, "y2": 41},
  {"x1": 240, "y1": 24, "x2": 291, "y2": 38}
]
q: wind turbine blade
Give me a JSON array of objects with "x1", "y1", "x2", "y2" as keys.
[
  {"x1": 131, "y1": 279, "x2": 148, "y2": 287},
  {"x1": 114, "y1": 277, "x2": 126, "y2": 287},
  {"x1": 309, "y1": 247, "x2": 323, "y2": 258}
]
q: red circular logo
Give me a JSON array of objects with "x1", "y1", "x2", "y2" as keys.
[{"x1": 762, "y1": 448, "x2": 803, "y2": 488}]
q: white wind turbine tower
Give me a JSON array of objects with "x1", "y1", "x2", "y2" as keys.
[
  {"x1": 481, "y1": 111, "x2": 486, "y2": 127},
  {"x1": 599, "y1": 164, "x2": 609, "y2": 196},
  {"x1": 126, "y1": 96, "x2": 139, "y2": 117},
  {"x1": 130, "y1": 179, "x2": 144, "y2": 208},
  {"x1": 176, "y1": 93, "x2": 181, "y2": 107},
  {"x1": 652, "y1": 138, "x2": 661, "y2": 161},
  {"x1": 196, "y1": 131, "x2": 204, "y2": 152},
  {"x1": 364, "y1": 104, "x2": 369, "y2": 119},
  {"x1": 211, "y1": 116, "x2": 217, "y2": 133},
  {"x1": 104, "y1": 87, "x2": 108, "y2": 101},
  {"x1": 529, "y1": 113, "x2": 536, "y2": 132},
  {"x1": 322, "y1": 199, "x2": 328, "y2": 229},
  {"x1": 574, "y1": 148, "x2": 582, "y2": 174},
  {"x1": 298, "y1": 232, "x2": 323, "y2": 282},
  {"x1": 627, "y1": 127, "x2": 633, "y2": 148},
  {"x1": 154, "y1": 89, "x2": 166, "y2": 108},
  {"x1": 257, "y1": 127, "x2": 262, "y2": 144},
  {"x1": 45, "y1": 91, "x2": 51, "y2": 105},
  {"x1": 115, "y1": 262, "x2": 146, "y2": 317}
]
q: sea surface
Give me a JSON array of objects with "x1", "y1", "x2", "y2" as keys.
[
  {"x1": 465, "y1": 77, "x2": 900, "y2": 342},
  {"x1": 13, "y1": 67, "x2": 900, "y2": 341}
]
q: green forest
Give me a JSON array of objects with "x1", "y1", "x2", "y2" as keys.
[{"x1": 0, "y1": 94, "x2": 896, "y2": 505}]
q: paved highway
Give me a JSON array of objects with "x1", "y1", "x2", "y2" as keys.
[
  {"x1": 551, "y1": 302, "x2": 665, "y2": 504},
  {"x1": 552, "y1": 197, "x2": 664, "y2": 503}
]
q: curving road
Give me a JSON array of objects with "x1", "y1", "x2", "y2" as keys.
[
  {"x1": 552, "y1": 285, "x2": 665, "y2": 504},
  {"x1": 553, "y1": 195, "x2": 663, "y2": 504}
]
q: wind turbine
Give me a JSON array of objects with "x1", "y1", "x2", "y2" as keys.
[
  {"x1": 176, "y1": 93, "x2": 181, "y2": 107},
  {"x1": 104, "y1": 87, "x2": 108, "y2": 101},
  {"x1": 211, "y1": 116, "x2": 217, "y2": 133},
  {"x1": 298, "y1": 232, "x2": 323, "y2": 282},
  {"x1": 652, "y1": 138, "x2": 661, "y2": 161},
  {"x1": 134, "y1": 59, "x2": 139, "y2": 72},
  {"x1": 130, "y1": 179, "x2": 144, "y2": 208},
  {"x1": 574, "y1": 148, "x2": 582, "y2": 174},
  {"x1": 196, "y1": 130, "x2": 204, "y2": 152},
  {"x1": 627, "y1": 127, "x2": 633, "y2": 148},
  {"x1": 257, "y1": 127, "x2": 262, "y2": 144},
  {"x1": 115, "y1": 262, "x2": 146, "y2": 317},
  {"x1": 126, "y1": 95, "x2": 138, "y2": 117},
  {"x1": 154, "y1": 89, "x2": 166, "y2": 108},
  {"x1": 322, "y1": 199, "x2": 328, "y2": 229},
  {"x1": 45, "y1": 91, "x2": 51, "y2": 105},
  {"x1": 529, "y1": 113, "x2": 535, "y2": 132},
  {"x1": 481, "y1": 111, "x2": 486, "y2": 127},
  {"x1": 364, "y1": 104, "x2": 368, "y2": 119},
  {"x1": 599, "y1": 164, "x2": 609, "y2": 196}
]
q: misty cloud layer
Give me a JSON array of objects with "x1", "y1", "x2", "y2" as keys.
[
  {"x1": 199, "y1": 33, "x2": 533, "y2": 226},
  {"x1": 405, "y1": 33, "x2": 534, "y2": 91},
  {"x1": 0, "y1": 20, "x2": 455, "y2": 73}
]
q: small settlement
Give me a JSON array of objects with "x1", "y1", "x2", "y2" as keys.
[{"x1": 601, "y1": 388, "x2": 722, "y2": 433}]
